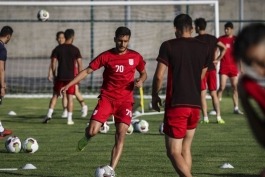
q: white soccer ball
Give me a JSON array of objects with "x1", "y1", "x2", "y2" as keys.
[
  {"x1": 126, "y1": 124, "x2": 134, "y2": 135},
  {"x1": 37, "y1": 10, "x2": 49, "y2": 22},
  {"x1": 148, "y1": 102, "x2": 152, "y2": 110},
  {"x1": 159, "y1": 123, "x2": 164, "y2": 135},
  {"x1": 95, "y1": 165, "x2": 115, "y2": 177},
  {"x1": 22, "y1": 137, "x2": 39, "y2": 153},
  {"x1": 99, "y1": 122, "x2": 110, "y2": 134},
  {"x1": 133, "y1": 119, "x2": 149, "y2": 133},
  {"x1": 5, "y1": 136, "x2": 21, "y2": 153}
]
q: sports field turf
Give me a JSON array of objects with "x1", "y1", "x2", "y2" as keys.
[{"x1": 0, "y1": 97, "x2": 264, "y2": 177}]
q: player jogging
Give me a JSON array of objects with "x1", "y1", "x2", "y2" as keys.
[
  {"x1": 61, "y1": 26, "x2": 147, "y2": 170},
  {"x1": 217, "y1": 22, "x2": 244, "y2": 114},
  {"x1": 194, "y1": 18, "x2": 227, "y2": 124},
  {"x1": 152, "y1": 14, "x2": 210, "y2": 176},
  {"x1": 47, "y1": 31, "x2": 88, "y2": 118},
  {"x1": 43, "y1": 29, "x2": 82, "y2": 125},
  {"x1": 0, "y1": 26, "x2": 13, "y2": 138}
]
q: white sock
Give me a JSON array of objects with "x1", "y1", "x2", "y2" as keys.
[
  {"x1": 0, "y1": 121, "x2": 2, "y2": 127},
  {"x1": 203, "y1": 117, "x2": 209, "y2": 121},
  {"x1": 234, "y1": 106, "x2": 239, "y2": 111},
  {"x1": 217, "y1": 116, "x2": 222, "y2": 121},
  {"x1": 0, "y1": 122, "x2": 4, "y2": 132},
  {"x1": 47, "y1": 109, "x2": 53, "y2": 117},
  {"x1": 68, "y1": 112, "x2": 73, "y2": 122}
]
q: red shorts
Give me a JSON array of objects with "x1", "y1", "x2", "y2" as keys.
[
  {"x1": 163, "y1": 107, "x2": 200, "y2": 139},
  {"x1": 91, "y1": 96, "x2": 133, "y2": 125},
  {"x1": 201, "y1": 70, "x2": 217, "y2": 91},
  {"x1": 54, "y1": 80, "x2": 75, "y2": 95},
  {"x1": 219, "y1": 67, "x2": 238, "y2": 77}
]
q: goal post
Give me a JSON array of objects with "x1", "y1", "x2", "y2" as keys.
[{"x1": 0, "y1": 1, "x2": 219, "y2": 98}]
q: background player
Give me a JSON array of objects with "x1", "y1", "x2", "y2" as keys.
[
  {"x1": 217, "y1": 22, "x2": 244, "y2": 114},
  {"x1": 152, "y1": 14, "x2": 210, "y2": 177},
  {"x1": 44, "y1": 29, "x2": 82, "y2": 125},
  {"x1": 194, "y1": 18, "x2": 227, "y2": 124},
  {"x1": 0, "y1": 26, "x2": 13, "y2": 138},
  {"x1": 61, "y1": 26, "x2": 147, "y2": 170},
  {"x1": 47, "y1": 31, "x2": 88, "y2": 119}
]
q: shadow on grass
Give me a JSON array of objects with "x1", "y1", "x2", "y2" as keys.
[{"x1": 195, "y1": 172, "x2": 260, "y2": 177}]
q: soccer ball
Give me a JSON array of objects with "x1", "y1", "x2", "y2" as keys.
[
  {"x1": 5, "y1": 136, "x2": 21, "y2": 153},
  {"x1": 126, "y1": 124, "x2": 134, "y2": 135},
  {"x1": 95, "y1": 165, "x2": 115, "y2": 177},
  {"x1": 133, "y1": 119, "x2": 149, "y2": 133},
  {"x1": 159, "y1": 123, "x2": 164, "y2": 135},
  {"x1": 148, "y1": 102, "x2": 152, "y2": 110},
  {"x1": 99, "y1": 122, "x2": 110, "y2": 134},
  {"x1": 22, "y1": 137, "x2": 39, "y2": 153},
  {"x1": 37, "y1": 10, "x2": 49, "y2": 22}
]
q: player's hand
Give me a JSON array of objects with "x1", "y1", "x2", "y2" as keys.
[
  {"x1": 0, "y1": 87, "x2": 5, "y2": 97},
  {"x1": 60, "y1": 86, "x2": 68, "y2": 98},
  {"x1": 152, "y1": 94, "x2": 162, "y2": 112},
  {"x1": 48, "y1": 75, "x2": 53, "y2": 82},
  {"x1": 135, "y1": 78, "x2": 143, "y2": 88},
  {"x1": 213, "y1": 60, "x2": 219, "y2": 66}
]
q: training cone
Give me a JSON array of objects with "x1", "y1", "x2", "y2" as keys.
[
  {"x1": 22, "y1": 164, "x2": 37, "y2": 170},
  {"x1": 220, "y1": 163, "x2": 234, "y2": 169},
  {"x1": 8, "y1": 111, "x2": 17, "y2": 116}
]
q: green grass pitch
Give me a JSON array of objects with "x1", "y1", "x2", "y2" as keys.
[{"x1": 0, "y1": 97, "x2": 264, "y2": 177}]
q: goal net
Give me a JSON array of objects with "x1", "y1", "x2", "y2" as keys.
[{"x1": 0, "y1": 1, "x2": 219, "y2": 96}]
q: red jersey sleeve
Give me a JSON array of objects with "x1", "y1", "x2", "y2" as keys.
[
  {"x1": 136, "y1": 55, "x2": 146, "y2": 72},
  {"x1": 89, "y1": 52, "x2": 108, "y2": 71},
  {"x1": 156, "y1": 41, "x2": 169, "y2": 66}
]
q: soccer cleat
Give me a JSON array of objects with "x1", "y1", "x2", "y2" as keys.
[
  {"x1": 81, "y1": 106, "x2": 88, "y2": 117},
  {"x1": 200, "y1": 120, "x2": 209, "y2": 124},
  {"x1": 234, "y1": 109, "x2": 244, "y2": 115},
  {"x1": 0, "y1": 129, "x2": 13, "y2": 139},
  {"x1": 42, "y1": 116, "x2": 51, "y2": 124},
  {"x1": 61, "y1": 111, "x2": 67, "y2": 118},
  {"x1": 77, "y1": 136, "x2": 89, "y2": 151},
  {"x1": 217, "y1": 119, "x2": 225, "y2": 124},
  {"x1": 67, "y1": 121, "x2": 74, "y2": 125}
]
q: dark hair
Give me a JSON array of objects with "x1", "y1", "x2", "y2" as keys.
[
  {"x1": 194, "y1": 18, "x2": 207, "y2": 30},
  {"x1": 115, "y1": 27, "x2": 131, "y2": 38},
  {"x1": 234, "y1": 23, "x2": 265, "y2": 65},
  {"x1": 0, "y1": 26, "x2": 13, "y2": 37},
  {"x1": 225, "y1": 22, "x2": 234, "y2": 29},
  {"x1": 56, "y1": 31, "x2": 64, "y2": 40},
  {"x1": 64, "y1": 29, "x2": 74, "y2": 40},
  {"x1": 173, "y1": 14, "x2": 192, "y2": 33}
]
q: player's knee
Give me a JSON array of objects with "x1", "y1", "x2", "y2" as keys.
[{"x1": 85, "y1": 126, "x2": 98, "y2": 138}]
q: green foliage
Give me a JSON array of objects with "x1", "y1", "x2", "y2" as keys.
[{"x1": 0, "y1": 97, "x2": 264, "y2": 177}]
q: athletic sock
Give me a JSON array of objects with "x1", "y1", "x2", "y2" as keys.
[
  {"x1": 68, "y1": 112, "x2": 73, "y2": 122},
  {"x1": 0, "y1": 122, "x2": 4, "y2": 132},
  {"x1": 47, "y1": 109, "x2": 53, "y2": 117},
  {"x1": 234, "y1": 106, "x2": 239, "y2": 111},
  {"x1": 217, "y1": 116, "x2": 222, "y2": 121},
  {"x1": 203, "y1": 117, "x2": 209, "y2": 121}
]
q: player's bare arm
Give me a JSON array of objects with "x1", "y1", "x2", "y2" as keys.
[
  {"x1": 61, "y1": 67, "x2": 94, "y2": 92},
  {"x1": 135, "y1": 69, "x2": 147, "y2": 88},
  {"x1": 51, "y1": 58, "x2": 57, "y2": 80},
  {"x1": 76, "y1": 58, "x2": 82, "y2": 73},
  {"x1": 201, "y1": 67, "x2": 208, "y2": 80},
  {"x1": 47, "y1": 62, "x2": 53, "y2": 81},
  {"x1": 0, "y1": 60, "x2": 5, "y2": 97},
  {"x1": 239, "y1": 60, "x2": 244, "y2": 74},
  {"x1": 214, "y1": 41, "x2": 227, "y2": 65},
  {"x1": 151, "y1": 62, "x2": 167, "y2": 112}
]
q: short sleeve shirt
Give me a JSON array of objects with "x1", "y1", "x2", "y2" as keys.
[
  {"x1": 51, "y1": 44, "x2": 82, "y2": 81},
  {"x1": 89, "y1": 48, "x2": 146, "y2": 102},
  {"x1": 195, "y1": 34, "x2": 218, "y2": 71},
  {"x1": 157, "y1": 37, "x2": 210, "y2": 108},
  {"x1": 0, "y1": 40, "x2": 7, "y2": 70}
]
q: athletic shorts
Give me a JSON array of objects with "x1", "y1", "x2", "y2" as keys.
[
  {"x1": 219, "y1": 67, "x2": 238, "y2": 77},
  {"x1": 91, "y1": 96, "x2": 133, "y2": 125},
  {"x1": 54, "y1": 80, "x2": 75, "y2": 95},
  {"x1": 163, "y1": 107, "x2": 200, "y2": 139},
  {"x1": 201, "y1": 70, "x2": 217, "y2": 91}
]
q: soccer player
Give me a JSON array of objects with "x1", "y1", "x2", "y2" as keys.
[
  {"x1": 194, "y1": 18, "x2": 227, "y2": 124},
  {"x1": 151, "y1": 14, "x2": 210, "y2": 176},
  {"x1": 217, "y1": 22, "x2": 244, "y2": 114},
  {"x1": 233, "y1": 23, "x2": 265, "y2": 148},
  {"x1": 0, "y1": 26, "x2": 13, "y2": 138},
  {"x1": 47, "y1": 31, "x2": 88, "y2": 118},
  {"x1": 60, "y1": 26, "x2": 147, "y2": 170},
  {"x1": 43, "y1": 29, "x2": 82, "y2": 125}
]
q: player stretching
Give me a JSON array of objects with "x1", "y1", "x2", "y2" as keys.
[
  {"x1": 0, "y1": 26, "x2": 13, "y2": 138},
  {"x1": 194, "y1": 18, "x2": 227, "y2": 124},
  {"x1": 61, "y1": 26, "x2": 147, "y2": 170},
  {"x1": 152, "y1": 14, "x2": 210, "y2": 177},
  {"x1": 43, "y1": 29, "x2": 82, "y2": 125},
  {"x1": 47, "y1": 31, "x2": 88, "y2": 118},
  {"x1": 217, "y1": 22, "x2": 244, "y2": 114}
]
